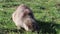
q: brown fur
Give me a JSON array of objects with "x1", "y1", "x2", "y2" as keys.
[{"x1": 12, "y1": 4, "x2": 39, "y2": 31}]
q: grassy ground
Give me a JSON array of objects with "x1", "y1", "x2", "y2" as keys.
[{"x1": 0, "y1": 0, "x2": 60, "y2": 34}]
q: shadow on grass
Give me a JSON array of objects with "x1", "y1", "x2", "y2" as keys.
[
  {"x1": 36, "y1": 20, "x2": 60, "y2": 34},
  {"x1": 0, "y1": 20, "x2": 60, "y2": 34}
]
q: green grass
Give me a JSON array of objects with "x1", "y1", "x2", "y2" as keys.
[{"x1": 0, "y1": 0, "x2": 60, "y2": 34}]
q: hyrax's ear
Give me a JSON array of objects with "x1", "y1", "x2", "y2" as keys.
[
  {"x1": 22, "y1": 9, "x2": 30, "y2": 17},
  {"x1": 24, "y1": 9, "x2": 30, "y2": 14}
]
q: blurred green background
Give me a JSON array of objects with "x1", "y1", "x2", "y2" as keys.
[{"x1": 0, "y1": 0, "x2": 60, "y2": 34}]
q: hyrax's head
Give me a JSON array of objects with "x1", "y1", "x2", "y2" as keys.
[
  {"x1": 20, "y1": 4, "x2": 30, "y2": 12},
  {"x1": 18, "y1": 4, "x2": 32, "y2": 16}
]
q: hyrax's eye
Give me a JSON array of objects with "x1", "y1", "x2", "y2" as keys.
[{"x1": 28, "y1": 13, "x2": 31, "y2": 15}]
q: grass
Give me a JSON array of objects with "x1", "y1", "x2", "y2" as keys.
[{"x1": 0, "y1": 0, "x2": 60, "y2": 34}]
